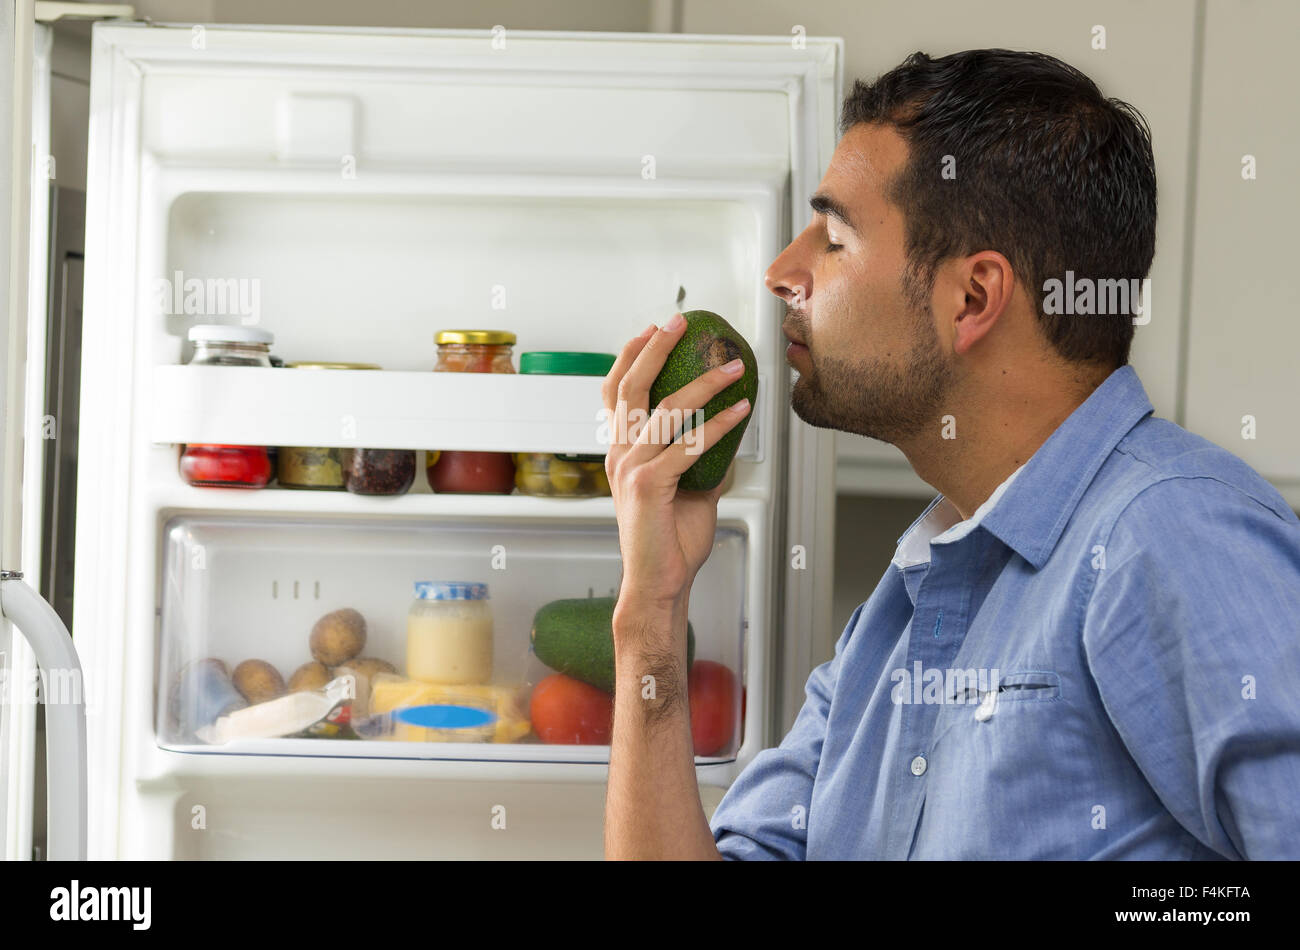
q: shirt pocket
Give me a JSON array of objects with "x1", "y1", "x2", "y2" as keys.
[
  {"x1": 918, "y1": 671, "x2": 1089, "y2": 859},
  {"x1": 945, "y1": 670, "x2": 1061, "y2": 722},
  {"x1": 992, "y1": 670, "x2": 1061, "y2": 702}
]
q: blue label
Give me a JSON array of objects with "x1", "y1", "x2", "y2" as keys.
[{"x1": 394, "y1": 703, "x2": 497, "y2": 730}]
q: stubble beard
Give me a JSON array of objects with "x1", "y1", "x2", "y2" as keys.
[{"x1": 790, "y1": 292, "x2": 953, "y2": 446}]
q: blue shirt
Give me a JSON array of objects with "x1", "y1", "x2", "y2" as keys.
[{"x1": 709, "y1": 365, "x2": 1300, "y2": 859}]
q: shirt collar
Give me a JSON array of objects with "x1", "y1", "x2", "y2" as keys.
[
  {"x1": 979, "y1": 364, "x2": 1154, "y2": 569},
  {"x1": 891, "y1": 462, "x2": 1026, "y2": 569},
  {"x1": 891, "y1": 364, "x2": 1154, "y2": 572}
]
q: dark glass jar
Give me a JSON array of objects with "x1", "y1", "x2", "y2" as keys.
[
  {"x1": 342, "y1": 448, "x2": 416, "y2": 496},
  {"x1": 427, "y1": 330, "x2": 517, "y2": 494},
  {"x1": 180, "y1": 325, "x2": 274, "y2": 488}
]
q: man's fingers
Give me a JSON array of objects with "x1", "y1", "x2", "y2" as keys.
[
  {"x1": 602, "y1": 324, "x2": 658, "y2": 463},
  {"x1": 602, "y1": 324, "x2": 657, "y2": 413},
  {"x1": 615, "y1": 312, "x2": 688, "y2": 421},
  {"x1": 655, "y1": 397, "x2": 752, "y2": 481},
  {"x1": 621, "y1": 358, "x2": 748, "y2": 466}
]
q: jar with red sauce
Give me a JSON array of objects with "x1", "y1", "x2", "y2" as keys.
[
  {"x1": 426, "y1": 330, "x2": 517, "y2": 494},
  {"x1": 179, "y1": 325, "x2": 274, "y2": 489}
]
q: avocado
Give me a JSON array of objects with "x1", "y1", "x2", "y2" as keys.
[
  {"x1": 531, "y1": 596, "x2": 695, "y2": 694},
  {"x1": 649, "y1": 310, "x2": 758, "y2": 492}
]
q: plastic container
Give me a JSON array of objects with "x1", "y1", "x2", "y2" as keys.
[
  {"x1": 427, "y1": 331, "x2": 517, "y2": 494},
  {"x1": 406, "y1": 581, "x2": 493, "y2": 684},
  {"x1": 180, "y1": 325, "x2": 274, "y2": 488},
  {"x1": 514, "y1": 351, "x2": 616, "y2": 497},
  {"x1": 276, "y1": 362, "x2": 380, "y2": 490},
  {"x1": 168, "y1": 659, "x2": 248, "y2": 739}
]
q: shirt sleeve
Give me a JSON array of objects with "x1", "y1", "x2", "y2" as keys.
[
  {"x1": 1082, "y1": 474, "x2": 1300, "y2": 859},
  {"x1": 708, "y1": 603, "x2": 861, "y2": 860}
]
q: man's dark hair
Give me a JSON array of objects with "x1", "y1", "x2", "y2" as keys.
[{"x1": 841, "y1": 49, "x2": 1157, "y2": 368}]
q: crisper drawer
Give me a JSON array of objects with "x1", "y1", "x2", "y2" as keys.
[{"x1": 157, "y1": 515, "x2": 746, "y2": 762}]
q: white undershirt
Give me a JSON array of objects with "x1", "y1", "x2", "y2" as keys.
[{"x1": 890, "y1": 463, "x2": 1027, "y2": 569}]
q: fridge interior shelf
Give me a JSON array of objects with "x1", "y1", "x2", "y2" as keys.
[{"x1": 156, "y1": 514, "x2": 748, "y2": 764}]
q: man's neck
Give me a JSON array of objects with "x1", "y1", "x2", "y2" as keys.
[{"x1": 898, "y1": 364, "x2": 1113, "y2": 520}]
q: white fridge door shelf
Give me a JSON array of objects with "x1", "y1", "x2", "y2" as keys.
[
  {"x1": 150, "y1": 363, "x2": 762, "y2": 458},
  {"x1": 153, "y1": 364, "x2": 607, "y2": 454}
]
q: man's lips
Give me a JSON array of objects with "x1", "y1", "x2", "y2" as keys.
[{"x1": 784, "y1": 329, "x2": 809, "y2": 361}]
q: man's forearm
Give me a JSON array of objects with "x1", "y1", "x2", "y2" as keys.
[{"x1": 605, "y1": 597, "x2": 722, "y2": 860}]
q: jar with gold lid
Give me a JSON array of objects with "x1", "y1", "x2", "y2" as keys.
[{"x1": 427, "y1": 330, "x2": 517, "y2": 494}]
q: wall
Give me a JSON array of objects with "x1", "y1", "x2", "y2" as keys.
[{"x1": 131, "y1": 0, "x2": 656, "y2": 30}]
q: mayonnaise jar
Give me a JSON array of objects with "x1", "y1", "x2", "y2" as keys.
[{"x1": 406, "y1": 582, "x2": 494, "y2": 684}]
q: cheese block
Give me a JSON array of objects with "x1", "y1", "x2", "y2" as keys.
[{"x1": 368, "y1": 675, "x2": 531, "y2": 743}]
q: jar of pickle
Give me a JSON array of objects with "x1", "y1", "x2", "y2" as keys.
[
  {"x1": 180, "y1": 325, "x2": 275, "y2": 489},
  {"x1": 514, "y1": 351, "x2": 616, "y2": 497},
  {"x1": 277, "y1": 362, "x2": 381, "y2": 490},
  {"x1": 427, "y1": 330, "x2": 517, "y2": 494}
]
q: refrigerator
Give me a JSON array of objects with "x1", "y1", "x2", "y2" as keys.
[{"x1": 5, "y1": 20, "x2": 841, "y2": 860}]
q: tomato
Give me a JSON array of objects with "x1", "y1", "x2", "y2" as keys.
[
  {"x1": 427, "y1": 450, "x2": 516, "y2": 493},
  {"x1": 530, "y1": 673, "x2": 613, "y2": 744},
  {"x1": 688, "y1": 660, "x2": 740, "y2": 756}
]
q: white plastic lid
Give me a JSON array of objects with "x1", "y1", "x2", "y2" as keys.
[{"x1": 187, "y1": 324, "x2": 274, "y2": 345}]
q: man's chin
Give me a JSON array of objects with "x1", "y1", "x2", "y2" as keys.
[
  {"x1": 790, "y1": 380, "x2": 898, "y2": 445},
  {"x1": 789, "y1": 377, "x2": 840, "y2": 431}
]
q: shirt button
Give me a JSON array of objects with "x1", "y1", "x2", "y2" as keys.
[{"x1": 910, "y1": 755, "x2": 927, "y2": 776}]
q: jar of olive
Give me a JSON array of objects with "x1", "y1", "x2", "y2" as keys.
[
  {"x1": 277, "y1": 362, "x2": 382, "y2": 489},
  {"x1": 514, "y1": 352, "x2": 616, "y2": 497}
]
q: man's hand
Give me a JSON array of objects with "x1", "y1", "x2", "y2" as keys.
[
  {"x1": 600, "y1": 312, "x2": 751, "y2": 860},
  {"x1": 602, "y1": 312, "x2": 752, "y2": 614}
]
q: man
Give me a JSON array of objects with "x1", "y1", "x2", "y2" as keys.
[{"x1": 600, "y1": 49, "x2": 1300, "y2": 859}]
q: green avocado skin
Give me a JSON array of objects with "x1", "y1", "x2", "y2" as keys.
[
  {"x1": 531, "y1": 597, "x2": 695, "y2": 694},
  {"x1": 649, "y1": 310, "x2": 758, "y2": 492}
]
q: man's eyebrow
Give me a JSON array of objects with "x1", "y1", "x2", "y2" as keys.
[{"x1": 809, "y1": 192, "x2": 857, "y2": 232}]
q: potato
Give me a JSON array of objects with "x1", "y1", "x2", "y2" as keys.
[
  {"x1": 333, "y1": 657, "x2": 397, "y2": 719},
  {"x1": 309, "y1": 608, "x2": 366, "y2": 666},
  {"x1": 339, "y1": 656, "x2": 397, "y2": 681},
  {"x1": 231, "y1": 659, "x2": 287, "y2": 704},
  {"x1": 288, "y1": 660, "x2": 333, "y2": 693}
]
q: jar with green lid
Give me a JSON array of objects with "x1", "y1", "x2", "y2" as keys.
[
  {"x1": 514, "y1": 351, "x2": 616, "y2": 497},
  {"x1": 277, "y1": 362, "x2": 381, "y2": 490}
]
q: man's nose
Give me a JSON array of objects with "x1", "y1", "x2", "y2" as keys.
[{"x1": 765, "y1": 250, "x2": 811, "y2": 308}]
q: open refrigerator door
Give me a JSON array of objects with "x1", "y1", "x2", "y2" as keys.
[
  {"x1": 3, "y1": 14, "x2": 88, "y2": 862},
  {"x1": 75, "y1": 23, "x2": 840, "y2": 858}
]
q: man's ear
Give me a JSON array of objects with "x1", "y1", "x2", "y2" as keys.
[{"x1": 950, "y1": 251, "x2": 1014, "y2": 356}]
